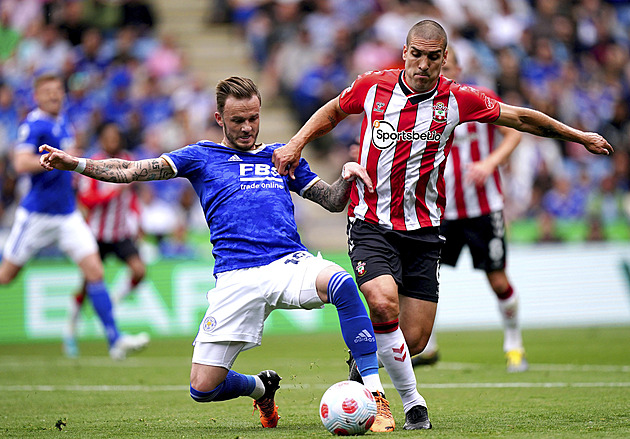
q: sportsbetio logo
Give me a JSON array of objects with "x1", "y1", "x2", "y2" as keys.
[{"x1": 371, "y1": 120, "x2": 441, "y2": 150}]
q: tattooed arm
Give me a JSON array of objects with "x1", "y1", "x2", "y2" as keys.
[
  {"x1": 303, "y1": 162, "x2": 373, "y2": 212},
  {"x1": 272, "y1": 97, "x2": 349, "y2": 179},
  {"x1": 39, "y1": 144, "x2": 175, "y2": 182},
  {"x1": 496, "y1": 103, "x2": 613, "y2": 155}
]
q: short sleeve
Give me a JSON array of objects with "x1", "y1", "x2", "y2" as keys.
[
  {"x1": 162, "y1": 145, "x2": 203, "y2": 178},
  {"x1": 14, "y1": 122, "x2": 39, "y2": 153},
  {"x1": 339, "y1": 71, "x2": 378, "y2": 115},
  {"x1": 289, "y1": 157, "x2": 320, "y2": 196},
  {"x1": 452, "y1": 83, "x2": 501, "y2": 124}
]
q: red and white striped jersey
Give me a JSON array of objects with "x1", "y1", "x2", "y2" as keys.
[
  {"x1": 339, "y1": 69, "x2": 500, "y2": 230},
  {"x1": 77, "y1": 151, "x2": 139, "y2": 243},
  {"x1": 443, "y1": 88, "x2": 504, "y2": 220}
]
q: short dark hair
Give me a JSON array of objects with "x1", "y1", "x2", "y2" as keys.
[
  {"x1": 33, "y1": 73, "x2": 63, "y2": 90},
  {"x1": 406, "y1": 20, "x2": 448, "y2": 50},
  {"x1": 215, "y1": 76, "x2": 261, "y2": 115}
]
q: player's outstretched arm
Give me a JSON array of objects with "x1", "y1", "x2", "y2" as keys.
[
  {"x1": 303, "y1": 162, "x2": 373, "y2": 212},
  {"x1": 273, "y1": 97, "x2": 348, "y2": 179},
  {"x1": 496, "y1": 103, "x2": 613, "y2": 155},
  {"x1": 39, "y1": 144, "x2": 175, "y2": 182}
]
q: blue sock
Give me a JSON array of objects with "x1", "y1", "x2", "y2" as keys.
[
  {"x1": 328, "y1": 272, "x2": 379, "y2": 377},
  {"x1": 190, "y1": 370, "x2": 257, "y2": 402},
  {"x1": 85, "y1": 280, "x2": 119, "y2": 346}
]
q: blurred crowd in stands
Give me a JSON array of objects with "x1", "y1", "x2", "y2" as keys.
[
  {"x1": 209, "y1": 0, "x2": 630, "y2": 242},
  {"x1": 0, "y1": 0, "x2": 216, "y2": 259},
  {"x1": 1, "y1": 0, "x2": 629, "y2": 252}
]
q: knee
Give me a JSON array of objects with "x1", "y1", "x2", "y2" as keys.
[
  {"x1": 368, "y1": 296, "x2": 399, "y2": 322},
  {"x1": 190, "y1": 383, "x2": 217, "y2": 403}
]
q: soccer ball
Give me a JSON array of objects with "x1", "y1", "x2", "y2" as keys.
[{"x1": 319, "y1": 380, "x2": 377, "y2": 435}]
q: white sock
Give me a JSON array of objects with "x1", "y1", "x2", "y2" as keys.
[
  {"x1": 376, "y1": 328, "x2": 426, "y2": 412},
  {"x1": 250, "y1": 375, "x2": 265, "y2": 400},
  {"x1": 64, "y1": 295, "x2": 82, "y2": 339},
  {"x1": 362, "y1": 373, "x2": 384, "y2": 394},
  {"x1": 114, "y1": 280, "x2": 133, "y2": 304},
  {"x1": 498, "y1": 293, "x2": 523, "y2": 352}
]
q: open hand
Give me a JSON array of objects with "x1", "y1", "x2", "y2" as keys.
[
  {"x1": 341, "y1": 162, "x2": 374, "y2": 193},
  {"x1": 583, "y1": 133, "x2": 614, "y2": 155}
]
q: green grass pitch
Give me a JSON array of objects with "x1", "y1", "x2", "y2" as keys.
[{"x1": 1, "y1": 327, "x2": 629, "y2": 438}]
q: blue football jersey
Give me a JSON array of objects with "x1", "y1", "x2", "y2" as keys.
[
  {"x1": 15, "y1": 109, "x2": 77, "y2": 215},
  {"x1": 162, "y1": 141, "x2": 321, "y2": 274}
]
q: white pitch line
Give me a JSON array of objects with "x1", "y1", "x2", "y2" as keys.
[
  {"x1": 1, "y1": 358, "x2": 628, "y2": 373},
  {"x1": 2, "y1": 382, "x2": 630, "y2": 392}
]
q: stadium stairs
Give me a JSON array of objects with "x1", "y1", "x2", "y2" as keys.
[{"x1": 152, "y1": 0, "x2": 348, "y2": 251}]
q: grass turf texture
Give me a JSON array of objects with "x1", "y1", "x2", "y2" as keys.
[{"x1": 1, "y1": 327, "x2": 629, "y2": 438}]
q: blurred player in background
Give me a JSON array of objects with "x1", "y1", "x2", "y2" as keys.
[
  {"x1": 39, "y1": 76, "x2": 394, "y2": 432},
  {"x1": 0, "y1": 73, "x2": 149, "y2": 360},
  {"x1": 64, "y1": 121, "x2": 146, "y2": 358},
  {"x1": 411, "y1": 47, "x2": 527, "y2": 372},
  {"x1": 272, "y1": 20, "x2": 612, "y2": 431}
]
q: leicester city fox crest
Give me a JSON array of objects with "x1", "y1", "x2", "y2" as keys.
[{"x1": 432, "y1": 102, "x2": 448, "y2": 123}]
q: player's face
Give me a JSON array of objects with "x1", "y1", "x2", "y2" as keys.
[
  {"x1": 402, "y1": 36, "x2": 447, "y2": 93},
  {"x1": 100, "y1": 124, "x2": 122, "y2": 156},
  {"x1": 34, "y1": 79, "x2": 65, "y2": 116},
  {"x1": 216, "y1": 95, "x2": 261, "y2": 151}
]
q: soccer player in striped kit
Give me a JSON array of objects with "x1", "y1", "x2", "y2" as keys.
[
  {"x1": 64, "y1": 121, "x2": 146, "y2": 357},
  {"x1": 0, "y1": 73, "x2": 149, "y2": 360},
  {"x1": 411, "y1": 47, "x2": 527, "y2": 372},
  {"x1": 273, "y1": 20, "x2": 612, "y2": 430},
  {"x1": 39, "y1": 76, "x2": 392, "y2": 430}
]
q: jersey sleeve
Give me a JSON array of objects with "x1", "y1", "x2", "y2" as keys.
[
  {"x1": 14, "y1": 121, "x2": 40, "y2": 153},
  {"x1": 289, "y1": 157, "x2": 321, "y2": 196},
  {"x1": 161, "y1": 145, "x2": 203, "y2": 178},
  {"x1": 338, "y1": 71, "x2": 378, "y2": 115},
  {"x1": 452, "y1": 83, "x2": 501, "y2": 124}
]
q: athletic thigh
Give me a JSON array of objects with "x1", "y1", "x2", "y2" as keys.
[
  {"x1": 347, "y1": 218, "x2": 402, "y2": 288},
  {"x1": 439, "y1": 219, "x2": 466, "y2": 267},
  {"x1": 193, "y1": 251, "x2": 332, "y2": 350},
  {"x1": 58, "y1": 211, "x2": 99, "y2": 263},
  {"x1": 463, "y1": 212, "x2": 506, "y2": 272},
  {"x1": 2, "y1": 207, "x2": 57, "y2": 265}
]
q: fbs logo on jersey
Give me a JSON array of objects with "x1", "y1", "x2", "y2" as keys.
[
  {"x1": 355, "y1": 261, "x2": 366, "y2": 276},
  {"x1": 432, "y1": 102, "x2": 448, "y2": 123},
  {"x1": 201, "y1": 316, "x2": 217, "y2": 334},
  {"x1": 371, "y1": 120, "x2": 442, "y2": 150}
]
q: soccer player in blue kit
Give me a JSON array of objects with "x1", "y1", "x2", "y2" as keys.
[
  {"x1": 0, "y1": 73, "x2": 149, "y2": 360},
  {"x1": 39, "y1": 76, "x2": 394, "y2": 431}
]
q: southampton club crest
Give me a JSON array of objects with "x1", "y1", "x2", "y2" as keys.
[
  {"x1": 432, "y1": 102, "x2": 448, "y2": 123},
  {"x1": 355, "y1": 261, "x2": 367, "y2": 277}
]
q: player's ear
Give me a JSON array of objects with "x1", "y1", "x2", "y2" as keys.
[
  {"x1": 402, "y1": 44, "x2": 408, "y2": 61},
  {"x1": 214, "y1": 111, "x2": 223, "y2": 127},
  {"x1": 442, "y1": 49, "x2": 448, "y2": 67}
]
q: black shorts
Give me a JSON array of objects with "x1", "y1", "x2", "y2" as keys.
[
  {"x1": 346, "y1": 218, "x2": 443, "y2": 303},
  {"x1": 440, "y1": 211, "x2": 506, "y2": 273},
  {"x1": 98, "y1": 238, "x2": 140, "y2": 262}
]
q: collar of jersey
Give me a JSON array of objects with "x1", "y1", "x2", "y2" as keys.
[
  {"x1": 398, "y1": 71, "x2": 439, "y2": 104},
  {"x1": 34, "y1": 108, "x2": 63, "y2": 123},
  {"x1": 219, "y1": 142, "x2": 266, "y2": 154}
]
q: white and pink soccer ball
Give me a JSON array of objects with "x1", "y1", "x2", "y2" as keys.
[{"x1": 319, "y1": 380, "x2": 377, "y2": 435}]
